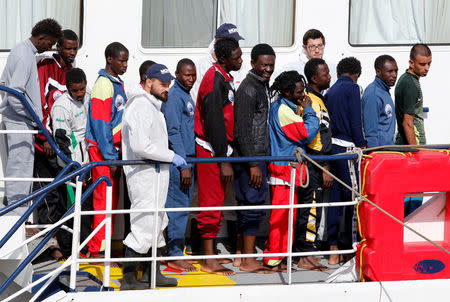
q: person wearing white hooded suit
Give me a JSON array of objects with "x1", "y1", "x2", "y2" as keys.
[{"x1": 120, "y1": 64, "x2": 186, "y2": 290}]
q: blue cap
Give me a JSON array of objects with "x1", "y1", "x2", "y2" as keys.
[
  {"x1": 215, "y1": 23, "x2": 244, "y2": 40},
  {"x1": 145, "y1": 64, "x2": 175, "y2": 82}
]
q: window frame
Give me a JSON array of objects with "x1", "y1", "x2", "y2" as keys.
[
  {"x1": 0, "y1": 0, "x2": 84, "y2": 52},
  {"x1": 347, "y1": 0, "x2": 450, "y2": 47},
  {"x1": 138, "y1": 0, "x2": 297, "y2": 53}
]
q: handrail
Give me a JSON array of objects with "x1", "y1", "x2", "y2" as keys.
[
  {"x1": 1, "y1": 109, "x2": 448, "y2": 294},
  {"x1": 0, "y1": 153, "x2": 358, "y2": 295},
  {"x1": 0, "y1": 175, "x2": 112, "y2": 295}
]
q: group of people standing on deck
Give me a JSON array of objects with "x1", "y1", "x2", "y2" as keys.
[{"x1": 1, "y1": 18, "x2": 432, "y2": 289}]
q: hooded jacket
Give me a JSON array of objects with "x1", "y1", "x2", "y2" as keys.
[{"x1": 122, "y1": 85, "x2": 175, "y2": 174}]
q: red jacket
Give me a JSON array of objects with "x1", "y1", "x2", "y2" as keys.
[
  {"x1": 194, "y1": 63, "x2": 234, "y2": 157},
  {"x1": 35, "y1": 54, "x2": 73, "y2": 154}
]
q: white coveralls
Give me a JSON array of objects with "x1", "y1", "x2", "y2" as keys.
[
  {"x1": 121, "y1": 86, "x2": 175, "y2": 254},
  {"x1": 51, "y1": 91, "x2": 90, "y2": 167}
]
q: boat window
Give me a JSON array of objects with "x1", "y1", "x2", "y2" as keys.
[
  {"x1": 0, "y1": 0, "x2": 83, "y2": 51},
  {"x1": 403, "y1": 192, "x2": 446, "y2": 243},
  {"x1": 141, "y1": 0, "x2": 295, "y2": 48},
  {"x1": 349, "y1": 0, "x2": 450, "y2": 46}
]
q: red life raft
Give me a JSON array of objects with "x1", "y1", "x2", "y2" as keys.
[{"x1": 356, "y1": 150, "x2": 450, "y2": 281}]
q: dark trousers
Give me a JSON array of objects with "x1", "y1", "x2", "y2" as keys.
[
  {"x1": 33, "y1": 154, "x2": 71, "y2": 255},
  {"x1": 327, "y1": 144, "x2": 358, "y2": 249},
  {"x1": 293, "y1": 164, "x2": 323, "y2": 252},
  {"x1": 166, "y1": 164, "x2": 194, "y2": 256},
  {"x1": 233, "y1": 163, "x2": 268, "y2": 236}
]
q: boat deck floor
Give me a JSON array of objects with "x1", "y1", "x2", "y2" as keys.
[{"x1": 33, "y1": 242, "x2": 344, "y2": 291}]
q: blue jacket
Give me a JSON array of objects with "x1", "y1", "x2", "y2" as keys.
[
  {"x1": 325, "y1": 76, "x2": 366, "y2": 147},
  {"x1": 162, "y1": 80, "x2": 195, "y2": 170},
  {"x1": 268, "y1": 97, "x2": 319, "y2": 185},
  {"x1": 362, "y1": 76, "x2": 396, "y2": 147},
  {"x1": 269, "y1": 97, "x2": 319, "y2": 165},
  {"x1": 85, "y1": 69, "x2": 127, "y2": 160}
]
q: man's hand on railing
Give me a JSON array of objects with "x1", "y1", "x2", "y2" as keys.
[
  {"x1": 249, "y1": 165, "x2": 262, "y2": 188},
  {"x1": 42, "y1": 141, "x2": 55, "y2": 158},
  {"x1": 180, "y1": 168, "x2": 192, "y2": 189},
  {"x1": 220, "y1": 162, "x2": 234, "y2": 184}
]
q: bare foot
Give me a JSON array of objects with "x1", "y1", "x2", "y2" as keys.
[
  {"x1": 201, "y1": 259, "x2": 236, "y2": 276},
  {"x1": 233, "y1": 250, "x2": 241, "y2": 267},
  {"x1": 240, "y1": 258, "x2": 275, "y2": 274},
  {"x1": 167, "y1": 260, "x2": 198, "y2": 272},
  {"x1": 297, "y1": 256, "x2": 329, "y2": 271},
  {"x1": 265, "y1": 262, "x2": 296, "y2": 273},
  {"x1": 49, "y1": 246, "x2": 65, "y2": 262},
  {"x1": 328, "y1": 245, "x2": 342, "y2": 265},
  {"x1": 217, "y1": 258, "x2": 232, "y2": 264}
]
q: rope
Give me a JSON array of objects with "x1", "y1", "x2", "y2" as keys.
[
  {"x1": 300, "y1": 151, "x2": 450, "y2": 256},
  {"x1": 292, "y1": 148, "x2": 309, "y2": 188}
]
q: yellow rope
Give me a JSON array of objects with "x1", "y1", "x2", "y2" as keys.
[{"x1": 369, "y1": 151, "x2": 406, "y2": 157}]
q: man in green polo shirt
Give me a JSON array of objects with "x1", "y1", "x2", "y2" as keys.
[
  {"x1": 395, "y1": 43, "x2": 432, "y2": 216},
  {"x1": 395, "y1": 43, "x2": 432, "y2": 145}
]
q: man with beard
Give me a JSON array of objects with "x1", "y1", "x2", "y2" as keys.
[
  {"x1": 362, "y1": 55, "x2": 398, "y2": 147},
  {"x1": 194, "y1": 37, "x2": 242, "y2": 276},
  {"x1": 161, "y1": 59, "x2": 198, "y2": 272},
  {"x1": 264, "y1": 71, "x2": 319, "y2": 271},
  {"x1": 121, "y1": 64, "x2": 185, "y2": 290},
  {"x1": 294, "y1": 58, "x2": 332, "y2": 271},
  {"x1": 233, "y1": 43, "x2": 276, "y2": 274},
  {"x1": 85, "y1": 42, "x2": 129, "y2": 257}
]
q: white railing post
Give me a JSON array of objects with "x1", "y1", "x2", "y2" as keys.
[
  {"x1": 151, "y1": 163, "x2": 161, "y2": 289},
  {"x1": 70, "y1": 177, "x2": 83, "y2": 291},
  {"x1": 287, "y1": 164, "x2": 296, "y2": 285},
  {"x1": 103, "y1": 183, "x2": 113, "y2": 288}
]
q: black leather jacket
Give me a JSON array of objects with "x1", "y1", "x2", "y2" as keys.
[{"x1": 234, "y1": 71, "x2": 270, "y2": 166}]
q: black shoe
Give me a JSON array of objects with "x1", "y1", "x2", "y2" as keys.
[
  {"x1": 140, "y1": 248, "x2": 177, "y2": 287},
  {"x1": 120, "y1": 246, "x2": 148, "y2": 291}
]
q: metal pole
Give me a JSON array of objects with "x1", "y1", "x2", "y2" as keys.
[
  {"x1": 69, "y1": 178, "x2": 83, "y2": 291},
  {"x1": 103, "y1": 183, "x2": 113, "y2": 288},
  {"x1": 287, "y1": 165, "x2": 296, "y2": 285},
  {"x1": 151, "y1": 163, "x2": 161, "y2": 289}
]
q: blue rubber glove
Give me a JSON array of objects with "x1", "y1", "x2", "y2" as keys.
[{"x1": 172, "y1": 154, "x2": 187, "y2": 168}]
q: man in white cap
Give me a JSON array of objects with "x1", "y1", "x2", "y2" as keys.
[
  {"x1": 121, "y1": 63, "x2": 187, "y2": 290},
  {"x1": 191, "y1": 23, "x2": 246, "y2": 103}
]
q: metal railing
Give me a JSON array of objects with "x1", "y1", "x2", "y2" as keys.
[
  {"x1": 2, "y1": 84, "x2": 450, "y2": 301},
  {"x1": 1, "y1": 154, "x2": 362, "y2": 300}
]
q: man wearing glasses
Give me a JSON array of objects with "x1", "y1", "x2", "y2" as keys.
[{"x1": 273, "y1": 29, "x2": 337, "y2": 88}]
